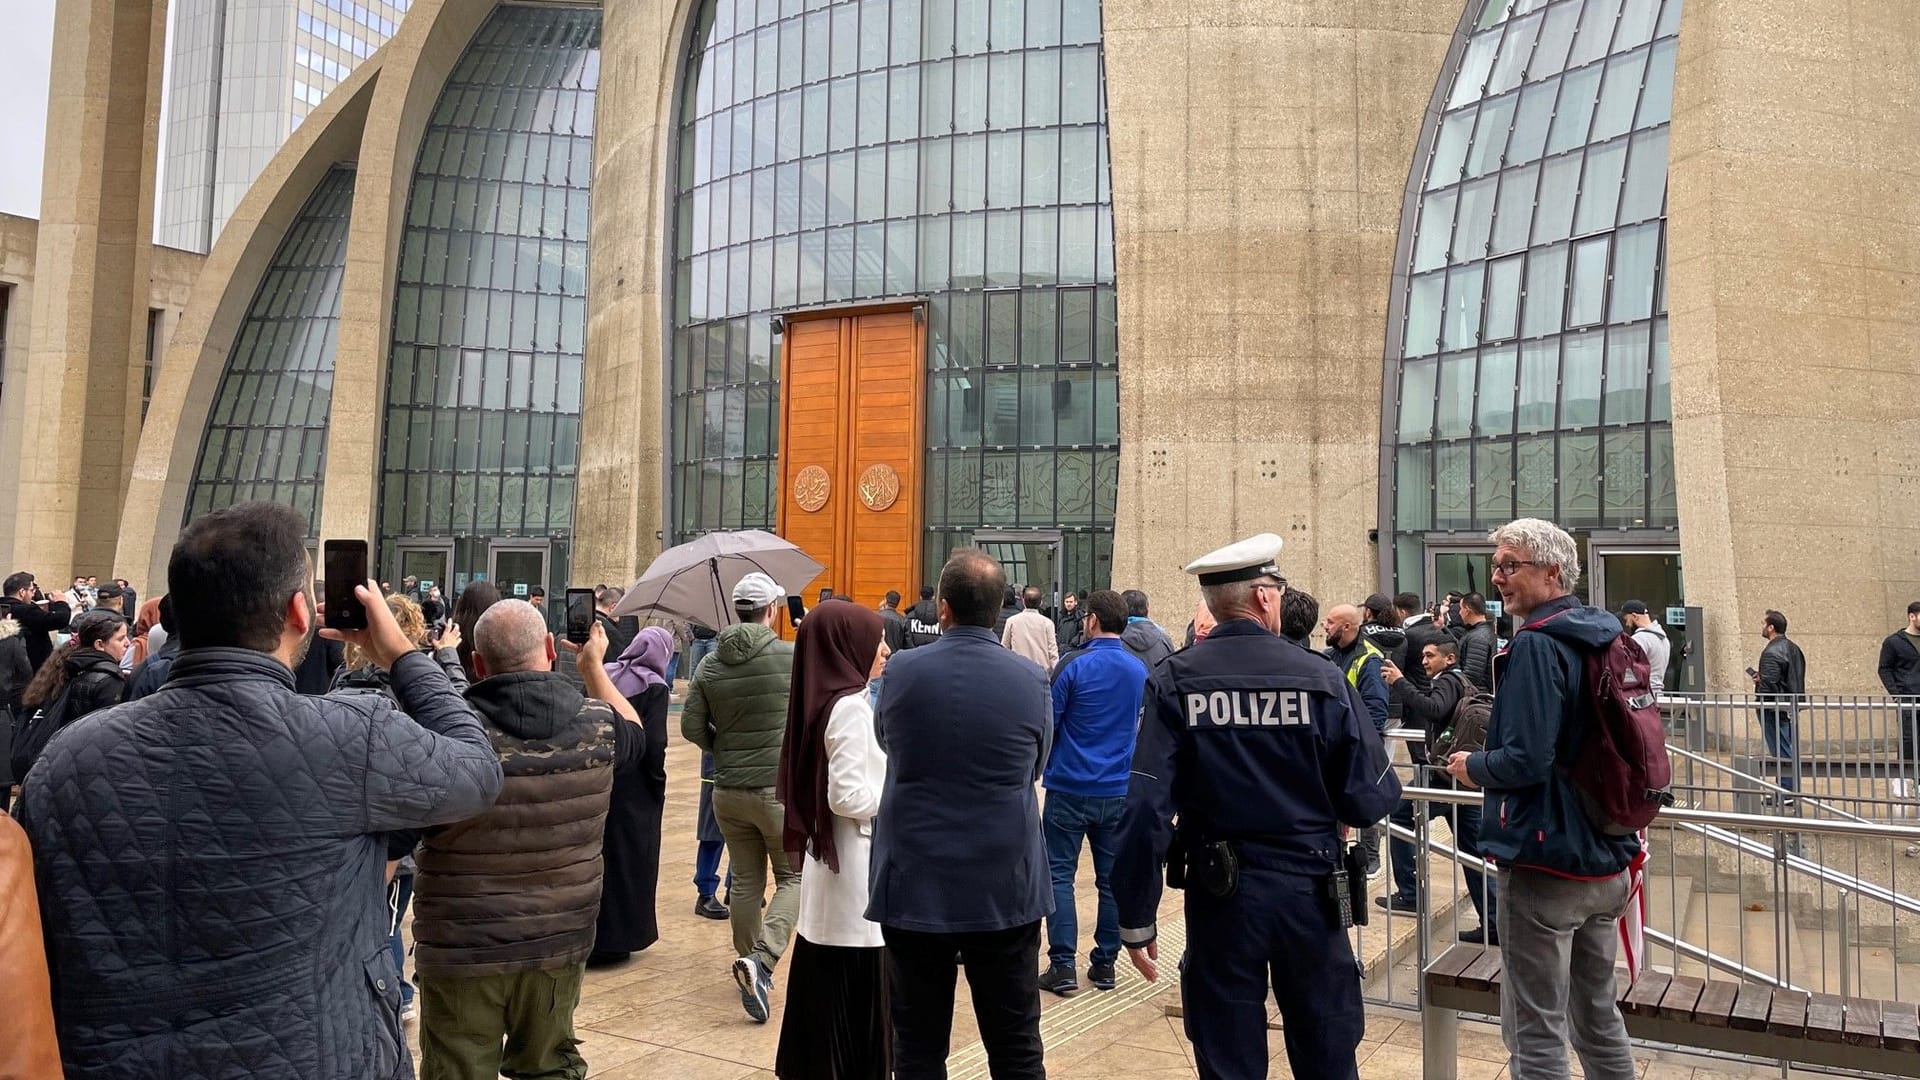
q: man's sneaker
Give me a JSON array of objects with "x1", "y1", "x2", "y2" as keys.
[
  {"x1": 733, "y1": 956, "x2": 772, "y2": 1022},
  {"x1": 1364, "y1": 852, "x2": 1383, "y2": 881},
  {"x1": 1374, "y1": 892, "x2": 1418, "y2": 914},
  {"x1": 694, "y1": 894, "x2": 729, "y2": 920},
  {"x1": 1039, "y1": 963, "x2": 1078, "y2": 996},
  {"x1": 1087, "y1": 962, "x2": 1117, "y2": 991},
  {"x1": 1459, "y1": 926, "x2": 1499, "y2": 946}
]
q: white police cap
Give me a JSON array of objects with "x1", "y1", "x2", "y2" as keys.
[{"x1": 1184, "y1": 533, "x2": 1285, "y2": 588}]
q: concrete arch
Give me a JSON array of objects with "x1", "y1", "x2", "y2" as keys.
[{"x1": 113, "y1": 56, "x2": 382, "y2": 588}]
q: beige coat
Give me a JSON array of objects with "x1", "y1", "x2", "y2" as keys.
[{"x1": 1002, "y1": 609, "x2": 1060, "y2": 672}]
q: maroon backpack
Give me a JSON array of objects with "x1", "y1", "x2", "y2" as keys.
[{"x1": 1524, "y1": 612, "x2": 1675, "y2": 834}]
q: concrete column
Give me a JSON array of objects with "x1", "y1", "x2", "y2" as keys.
[
  {"x1": 11, "y1": 0, "x2": 164, "y2": 577},
  {"x1": 1668, "y1": 0, "x2": 1920, "y2": 691},
  {"x1": 1102, "y1": 3, "x2": 1457, "y2": 609},
  {"x1": 573, "y1": 0, "x2": 691, "y2": 588}
]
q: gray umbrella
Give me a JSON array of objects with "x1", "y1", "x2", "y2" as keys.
[{"x1": 610, "y1": 529, "x2": 825, "y2": 630}]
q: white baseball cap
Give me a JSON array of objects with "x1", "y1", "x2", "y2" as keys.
[{"x1": 732, "y1": 571, "x2": 785, "y2": 608}]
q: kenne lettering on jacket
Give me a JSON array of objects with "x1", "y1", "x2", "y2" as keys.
[{"x1": 1183, "y1": 689, "x2": 1313, "y2": 728}]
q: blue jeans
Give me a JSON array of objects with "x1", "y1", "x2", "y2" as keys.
[
  {"x1": 1759, "y1": 709, "x2": 1799, "y2": 793},
  {"x1": 387, "y1": 872, "x2": 415, "y2": 1007},
  {"x1": 1043, "y1": 791, "x2": 1125, "y2": 968},
  {"x1": 694, "y1": 840, "x2": 733, "y2": 899},
  {"x1": 688, "y1": 636, "x2": 718, "y2": 679}
]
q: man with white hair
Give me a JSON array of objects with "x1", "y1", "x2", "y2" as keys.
[
  {"x1": 411, "y1": 600, "x2": 645, "y2": 1080},
  {"x1": 1445, "y1": 518, "x2": 1640, "y2": 1080}
]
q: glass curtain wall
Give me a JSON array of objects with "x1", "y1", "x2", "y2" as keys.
[
  {"x1": 185, "y1": 165, "x2": 357, "y2": 537},
  {"x1": 1385, "y1": 0, "x2": 1681, "y2": 593},
  {"x1": 376, "y1": 4, "x2": 600, "y2": 596},
  {"x1": 668, "y1": 0, "x2": 1121, "y2": 593}
]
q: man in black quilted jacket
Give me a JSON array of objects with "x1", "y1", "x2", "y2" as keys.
[{"x1": 16, "y1": 502, "x2": 504, "y2": 1080}]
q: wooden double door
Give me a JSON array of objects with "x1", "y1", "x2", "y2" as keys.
[{"x1": 776, "y1": 308, "x2": 925, "y2": 609}]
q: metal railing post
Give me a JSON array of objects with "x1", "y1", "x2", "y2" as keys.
[{"x1": 1837, "y1": 888, "x2": 1852, "y2": 1001}]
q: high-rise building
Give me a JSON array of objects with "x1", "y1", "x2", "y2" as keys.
[{"x1": 156, "y1": 0, "x2": 410, "y2": 252}]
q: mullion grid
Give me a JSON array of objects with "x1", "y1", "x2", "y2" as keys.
[
  {"x1": 1394, "y1": 0, "x2": 1677, "y2": 559},
  {"x1": 377, "y1": 7, "x2": 598, "y2": 555},
  {"x1": 668, "y1": 0, "x2": 1118, "y2": 585},
  {"x1": 186, "y1": 166, "x2": 356, "y2": 536}
]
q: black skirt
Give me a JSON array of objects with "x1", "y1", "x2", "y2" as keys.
[{"x1": 775, "y1": 936, "x2": 891, "y2": 1080}]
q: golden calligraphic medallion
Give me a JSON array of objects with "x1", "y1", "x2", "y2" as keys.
[
  {"x1": 794, "y1": 465, "x2": 831, "y2": 513},
  {"x1": 858, "y1": 463, "x2": 901, "y2": 512}
]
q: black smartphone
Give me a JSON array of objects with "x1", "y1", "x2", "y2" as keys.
[
  {"x1": 787, "y1": 595, "x2": 806, "y2": 626},
  {"x1": 565, "y1": 588, "x2": 596, "y2": 645},
  {"x1": 323, "y1": 540, "x2": 369, "y2": 631},
  {"x1": 1746, "y1": 666, "x2": 1760, "y2": 679}
]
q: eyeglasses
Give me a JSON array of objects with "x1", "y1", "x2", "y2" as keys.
[
  {"x1": 1250, "y1": 580, "x2": 1287, "y2": 596},
  {"x1": 1490, "y1": 560, "x2": 1538, "y2": 577}
]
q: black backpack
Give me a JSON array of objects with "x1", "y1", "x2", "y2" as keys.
[
  {"x1": 9, "y1": 690, "x2": 74, "y2": 783},
  {"x1": 1431, "y1": 673, "x2": 1492, "y2": 759}
]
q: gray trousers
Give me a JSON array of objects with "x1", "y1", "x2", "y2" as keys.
[{"x1": 1495, "y1": 868, "x2": 1637, "y2": 1080}]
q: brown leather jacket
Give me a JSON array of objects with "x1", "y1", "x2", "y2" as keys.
[{"x1": 1, "y1": 815, "x2": 61, "y2": 1078}]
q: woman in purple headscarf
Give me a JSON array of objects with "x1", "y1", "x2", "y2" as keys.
[{"x1": 590, "y1": 625, "x2": 674, "y2": 964}]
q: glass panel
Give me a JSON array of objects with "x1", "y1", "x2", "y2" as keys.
[
  {"x1": 1487, "y1": 11, "x2": 1540, "y2": 97},
  {"x1": 1649, "y1": 322, "x2": 1671, "y2": 422},
  {"x1": 1435, "y1": 351, "x2": 1478, "y2": 440},
  {"x1": 1507, "y1": 79, "x2": 1557, "y2": 166},
  {"x1": 1546, "y1": 65, "x2": 1601, "y2": 155},
  {"x1": 1533, "y1": 152, "x2": 1581, "y2": 244},
  {"x1": 1618, "y1": 129, "x2": 1668, "y2": 224},
  {"x1": 1475, "y1": 439, "x2": 1514, "y2": 524},
  {"x1": 1560, "y1": 329, "x2": 1604, "y2": 428},
  {"x1": 1405, "y1": 272, "x2": 1444, "y2": 357},
  {"x1": 1435, "y1": 444, "x2": 1472, "y2": 528},
  {"x1": 1638, "y1": 39, "x2": 1676, "y2": 128},
  {"x1": 1491, "y1": 162, "x2": 1539, "y2": 256},
  {"x1": 1414, "y1": 189, "x2": 1457, "y2": 273},
  {"x1": 1561, "y1": 432, "x2": 1601, "y2": 526},
  {"x1": 1528, "y1": 1, "x2": 1579, "y2": 79},
  {"x1": 1449, "y1": 30, "x2": 1501, "y2": 109},
  {"x1": 1610, "y1": 221, "x2": 1660, "y2": 322},
  {"x1": 1591, "y1": 48, "x2": 1648, "y2": 144},
  {"x1": 1477, "y1": 343, "x2": 1518, "y2": 435},
  {"x1": 1567, "y1": 0, "x2": 1620, "y2": 69},
  {"x1": 1395, "y1": 447, "x2": 1433, "y2": 531},
  {"x1": 1569, "y1": 236, "x2": 1609, "y2": 327},
  {"x1": 1443, "y1": 264, "x2": 1485, "y2": 351},
  {"x1": 1486, "y1": 255, "x2": 1524, "y2": 340},
  {"x1": 1522, "y1": 242, "x2": 1567, "y2": 337},
  {"x1": 1398, "y1": 357, "x2": 1437, "y2": 442},
  {"x1": 1467, "y1": 93, "x2": 1516, "y2": 178},
  {"x1": 1604, "y1": 323, "x2": 1650, "y2": 425},
  {"x1": 1516, "y1": 339, "x2": 1558, "y2": 433},
  {"x1": 1428, "y1": 107, "x2": 1476, "y2": 190},
  {"x1": 1455, "y1": 178, "x2": 1497, "y2": 264},
  {"x1": 1515, "y1": 434, "x2": 1556, "y2": 518}
]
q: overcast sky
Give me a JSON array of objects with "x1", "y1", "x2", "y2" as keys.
[{"x1": 0, "y1": 2, "x2": 55, "y2": 219}]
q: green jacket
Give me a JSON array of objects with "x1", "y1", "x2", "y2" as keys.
[{"x1": 680, "y1": 621, "x2": 794, "y2": 789}]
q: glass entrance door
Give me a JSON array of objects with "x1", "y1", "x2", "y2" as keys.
[
  {"x1": 490, "y1": 543, "x2": 549, "y2": 604},
  {"x1": 1427, "y1": 547, "x2": 1494, "y2": 604},
  {"x1": 393, "y1": 543, "x2": 453, "y2": 596},
  {"x1": 971, "y1": 530, "x2": 1064, "y2": 612},
  {"x1": 1591, "y1": 548, "x2": 1686, "y2": 693}
]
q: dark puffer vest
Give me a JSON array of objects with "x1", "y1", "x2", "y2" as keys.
[{"x1": 412, "y1": 670, "x2": 617, "y2": 977}]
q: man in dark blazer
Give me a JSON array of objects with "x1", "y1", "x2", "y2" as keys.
[{"x1": 868, "y1": 549, "x2": 1051, "y2": 1079}]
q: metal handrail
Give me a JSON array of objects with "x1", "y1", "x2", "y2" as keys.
[
  {"x1": 1398, "y1": 785, "x2": 1920, "y2": 841},
  {"x1": 1382, "y1": 817, "x2": 1801, "y2": 991},
  {"x1": 1669, "y1": 818, "x2": 1920, "y2": 919},
  {"x1": 1664, "y1": 742, "x2": 1871, "y2": 824}
]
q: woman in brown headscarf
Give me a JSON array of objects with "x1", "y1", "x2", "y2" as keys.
[{"x1": 774, "y1": 600, "x2": 891, "y2": 1079}]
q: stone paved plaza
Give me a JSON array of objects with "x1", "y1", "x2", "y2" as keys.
[{"x1": 395, "y1": 724, "x2": 1811, "y2": 1080}]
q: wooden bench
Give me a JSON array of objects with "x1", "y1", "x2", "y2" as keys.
[{"x1": 1421, "y1": 944, "x2": 1920, "y2": 1079}]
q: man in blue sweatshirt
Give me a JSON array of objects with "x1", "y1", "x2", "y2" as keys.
[{"x1": 1040, "y1": 589, "x2": 1148, "y2": 996}]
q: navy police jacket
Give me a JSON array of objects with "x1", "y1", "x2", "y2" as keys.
[
  {"x1": 1114, "y1": 619, "x2": 1401, "y2": 942},
  {"x1": 1464, "y1": 594, "x2": 1640, "y2": 878}
]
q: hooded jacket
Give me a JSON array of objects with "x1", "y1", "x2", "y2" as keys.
[
  {"x1": 1630, "y1": 620, "x2": 1671, "y2": 696},
  {"x1": 1120, "y1": 618, "x2": 1175, "y2": 674},
  {"x1": 52, "y1": 649, "x2": 128, "y2": 727},
  {"x1": 1465, "y1": 595, "x2": 1640, "y2": 878},
  {"x1": 680, "y1": 621, "x2": 794, "y2": 788},
  {"x1": 412, "y1": 671, "x2": 618, "y2": 978},
  {"x1": 1456, "y1": 619, "x2": 1497, "y2": 693},
  {"x1": 903, "y1": 598, "x2": 942, "y2": 649}
]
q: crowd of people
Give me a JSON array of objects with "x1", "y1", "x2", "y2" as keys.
[{"x1": 5, "y1": 503, "x2": 1920, "y2": 1080}]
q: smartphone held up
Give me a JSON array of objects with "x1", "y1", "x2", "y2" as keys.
[
  {"x1": 566, "y1": 588, "x2": 596, "y2": 645},
  {"x1": 322, "y1": 540, "x2": 370, "y2": 631}
]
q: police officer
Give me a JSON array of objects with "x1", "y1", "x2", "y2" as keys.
[{"x1": 1113, "y1": 534, "x2": 1401, "y2": 1080}]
